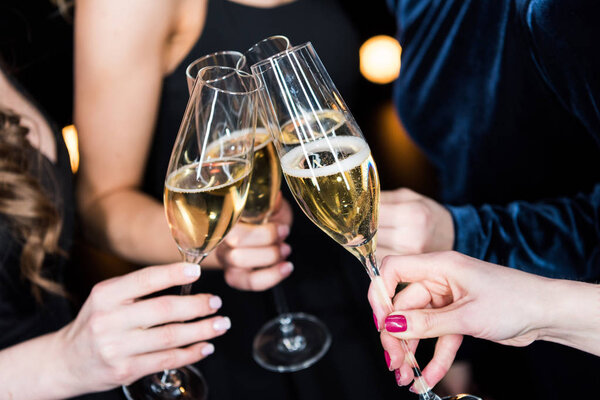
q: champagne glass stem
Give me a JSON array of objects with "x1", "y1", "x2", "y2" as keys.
[
  {"x1": 159, "y1": 252, "x2": 206, "y2": 384},
  {"x1": 272, "y1": 285, "x2": 307, "y2": 352},
  {"x1": 273, "y1": 284, "x2": 290, "y2": 315},
  {"x1": 361, "y1": 252, "x2": 441, "y2": 400}
]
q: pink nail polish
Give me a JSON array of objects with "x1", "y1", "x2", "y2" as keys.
[
  {"x1": 373, "y1": 313, "x2": 379, "y2": 331},
  {"x1": 395, "y1": 369, "x2": 402, "y2": 386},
  {"x1": 385, "y1": 315, "x2": 407, "y2": 332},
  {"x1": 384, "y1": 351, "x2": 391, "y2": 369},
  {"x1": 277, "y1": 224, "x2": 290, "y2": 239},
  {"x1": 409, "y1": 385, "x2": 416, "y2": 393},
  {"x1": 280, "y1": 243, "x2": 292, "y2": 258}
]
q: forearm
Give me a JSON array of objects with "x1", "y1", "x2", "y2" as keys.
[
  {"x1": 540, "y1": 279, "x2": 600, "y2": 356},
  {"x1": 0, "y1": 330, "x2": 79, "y2": 400},
  {"x1": 79, "y1": 188, "x2": 220, "y2": 267}
]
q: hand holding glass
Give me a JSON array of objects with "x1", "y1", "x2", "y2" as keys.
[
  {"x1": 252, "y1": 42, "x2": 481, "y2": 400},
  {"x1": 123, "y1": 66, "x2": 259, "y2": 400}
]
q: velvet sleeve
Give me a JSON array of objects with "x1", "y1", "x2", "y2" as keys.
[
  {"x1": 448, "y1": 184, "x2": 600, "y2": 280},
  {"x1": 524, "y1": 0, "x2": 600, "y2": 141}
]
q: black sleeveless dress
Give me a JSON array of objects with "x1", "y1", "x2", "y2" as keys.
[{"x1": 143, "y1": 1, "x2": 403, "y2": 399}]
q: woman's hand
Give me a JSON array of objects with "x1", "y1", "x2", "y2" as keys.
[
  {"x1": 377, "y1": 188, "x2": 454, "y2": 263},
  {"x1": 369, "y1": 251, "x2": 558, "y2": 390},
  {"x1": 216, "y1": 194, "x2": 294, "y2": 291},
  {"x1": 58, "y1": 262, "x2": 229, "y2": 393}
]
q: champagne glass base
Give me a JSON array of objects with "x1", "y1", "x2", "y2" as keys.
[
  {"x1": 122, "y1": 365, "x2": 207, "y2": 400},
  {"x1": 253, "y1": 312, "x2": 331, "y2": 373}
]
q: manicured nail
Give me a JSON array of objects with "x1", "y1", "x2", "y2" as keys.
[
  {"x1": 183, "y1": 263, "x2": 200, "y2": 277},
  {"x1": 384, "y1": 351, "x2": 391, "y2": 370},
  {"x1": 385, "y1": 315, "x2": 407, "y2": 333},
  {"x1": 395, "y1": 369, "x2": 403, "y2": 386},
  {"x1": 408, "y1": 385, "x2": 416, "y2": 393},
  {"x1": 280, "y1": 243, "x2": 292, "y2": 258},
  {"x1": 277, "y1": 224, "x2": 290, "y2": 239},
  {"x1": 213, "y1": 317, "x2": 231, "y2": 331},
  {"x1": 373, "y1": 313, "x2": 379, "y2": 331},
  {"x1": 209, "y1": 296, "x2": 222, "y2": 310},
  {"x1": 202, "y1": 343, "x2": 215, "y2": 356},
  {"x1": 280, "y1": 262, "x2": 294, "y2": 276}
]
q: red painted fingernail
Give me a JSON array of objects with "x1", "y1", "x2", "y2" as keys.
[
  {"x1": 373, "y1": 313, "x2": 379, "y2": 331},
  {"x1": 385, "y1": 315, "x2": 407, "y2": 332},
  {"x1": 384, "y1": 351, "x2": 391, "y2": 369},
  {"x1": 395, "y1": 369, "x2": 402, "y2": 386}
]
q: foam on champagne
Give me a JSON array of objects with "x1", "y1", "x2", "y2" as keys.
[{"x1": 280, "y1": 136, "x2": 371, "y2": 178}]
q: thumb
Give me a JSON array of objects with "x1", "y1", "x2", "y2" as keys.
[{"x1": 384, "y1": 306, "x2": 465, "y2": 340}]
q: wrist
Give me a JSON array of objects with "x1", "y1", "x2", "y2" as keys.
[
  {"x1": 537, "y1": 279, "x2": 600, "y2": 356},
  {"x1": 0, "y1": 327, "x2": 82, "y2": 400}
]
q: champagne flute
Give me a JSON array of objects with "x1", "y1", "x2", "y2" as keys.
[
  {"x1": 123, "y1": 66, "x2": 259, "y2": 400},
  {"x1": 185, "y1": 50, "x2": 245, "y2": 93},
  {"x1": 238, "y1": 35, "x2": 332, "y2": 373},
  {"x1": 252, "y1": 42, "x2": 481, "y2": 400}
]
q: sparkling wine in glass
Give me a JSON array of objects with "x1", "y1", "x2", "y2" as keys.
[
  {"x1": 252, "y1": 42, "x2": 481, "y2": 400},
  {"x1": 123, "y1": 66, "x2": 259, "y2": 400},
  {"x1": 236, "y1": 35, "x2": 332, "y2": 373}
]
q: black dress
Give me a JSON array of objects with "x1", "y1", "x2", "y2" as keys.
[{"x1": 143, "y1": 0, "x2": 403, "y2": 399}]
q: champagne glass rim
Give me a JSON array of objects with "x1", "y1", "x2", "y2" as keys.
[
  {"x1": 238, "y1": 35, "x2": 291, "y2": 70},
  {"x1": 185, "y1": 50, "x2": 246, "y2": 82},
  {"x1": 250, "y1": 41, "x2": 314, "y2": 73},
  {"x1": 197, "y1": 66, "x2": 262, "y2": 96}
]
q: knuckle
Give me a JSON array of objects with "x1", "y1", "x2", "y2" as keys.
[
  {"x1": 89, "y1": 281, "x2": 109, "y2": 307},
  {"x1": 157, "y1": 350, "x2": 178, "y2": 371},
  {"x1": 135, "y1": 268, "x2": 155, "y2": 292},
  {"x1": 110, "y1": 361, "x2": 133, "y2": 383},
  {"x1": 88, "y1": 311, "x2": 108, "y2": 336},
  {"x1": 160, "y1": 324, "x2": 178, "y2": 348},
  {"x1": 155, "y1": 297, "x2": 175, "y2": 318},
  {"x1": 98, "y1": 342, "x2": 118, "y2": 364},
  {"x1": 421, "y1": 312, "x2": 436, "y2": 336}
]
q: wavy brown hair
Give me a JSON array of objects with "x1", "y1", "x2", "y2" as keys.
[{"x1": 0, "y1": 107, "x2": 66, "y2": 302}]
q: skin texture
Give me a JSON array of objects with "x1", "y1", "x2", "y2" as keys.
[
  {"x1": 74, "y1": 0, "x2": 296, "y2": 290},
  {"x1": 369, "y1": 251, "x2": 600, "y2": 390},
  {"x1": 376, "y1": 188, "x2": 454, "y2": 264},
  {"x1": 0, "y1": 263, "x2": 230, "y2": 400}
]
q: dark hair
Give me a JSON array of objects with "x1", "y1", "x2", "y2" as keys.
[{"x1": 0, "y1": 107, "x2": 66, "y2": 302}]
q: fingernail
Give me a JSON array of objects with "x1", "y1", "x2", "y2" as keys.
[
  {"x1": 202, "y1": 343, "x2": 215, "y2": 356},
  {"x1": 395, "y1": 369, "x2": 403, "y2": 386},
  {"x1": 277, "y1": 224, "x2": 290, "y2": 239},
  {"x1": 408, "y1": 385, "x2": 416, "y2": 393},
  {"x1": 280, "y1": 243, "x2": 292, "y2": 258},
  {"x1": 373, "y1": 313, "x2": 379, "y2": 331},
  {"x1": 213, "y1": 316, "x2": 231, "y2": 331},
  {"x1": 384, "y1": 351, "x2": 391, "y2": 370},
  {"x1": 183, "y1": 263, "x2": 200, "y2": 277},
  {"x1": 279, "y1": 262, "x2": 294, "y2": 276},
  {"x1": 385, "y1": 315, "x2": 407, "y2": 333},
  {"x1": 209, "y1": 296, "x2": 222, "y2": 309}
]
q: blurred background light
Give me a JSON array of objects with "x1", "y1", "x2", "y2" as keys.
[
  {"x1": 359, "y1": 35, "x2": 402, "y2": 84},
  {"x1": 62, "y1": 124, "x2": 79, "y2": 173}
]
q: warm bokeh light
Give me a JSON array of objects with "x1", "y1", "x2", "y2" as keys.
[
  {"x1": 359, "y1": 35, "x2": 402, "y2": 84},
  {"x1": 61, "y1": 124, "x2": 79, "y2": 173}
]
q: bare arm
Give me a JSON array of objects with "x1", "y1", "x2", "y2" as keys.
[{"x1": 75, "y1": 0, "x2": 205, "y2": 265}]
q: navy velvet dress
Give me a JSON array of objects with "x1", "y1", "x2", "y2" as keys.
[
  {"x1": 389, "y1": 1, "x2": 600, "y2": 398},
  {"x1": 391, "y1": 0, "x2": 600, "y2": 279}
]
